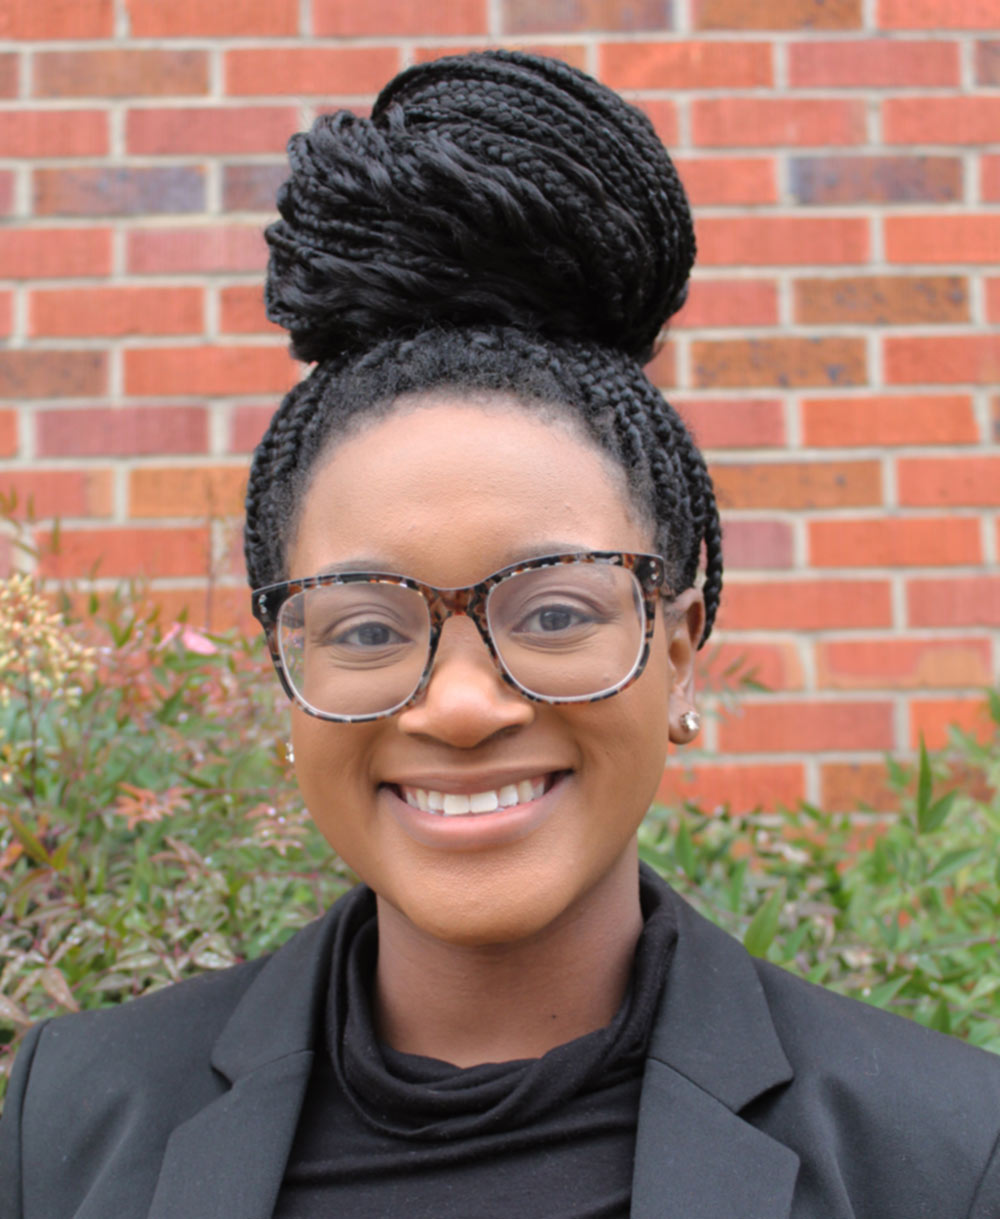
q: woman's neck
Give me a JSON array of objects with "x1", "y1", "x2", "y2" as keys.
[{"x1": 371, "y1": 852, "x2": 644, "y2": 1067}]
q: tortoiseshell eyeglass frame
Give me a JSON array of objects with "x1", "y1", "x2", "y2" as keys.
[{"x1": 251, "y1": 550, "x2": 671, "y2": 724}]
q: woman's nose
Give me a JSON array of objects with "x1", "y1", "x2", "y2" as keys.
[{"x1": 396, "y1": 616, "x2": 534, "y2": 747}]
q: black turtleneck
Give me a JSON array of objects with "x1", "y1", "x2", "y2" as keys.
[{"x1": 273, "y1": 868, "x2": 676, "y2": 1219}]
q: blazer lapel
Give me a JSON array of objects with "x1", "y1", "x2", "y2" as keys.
[
  {"x1": 147, "y1": 891, "x2": 364, "y2": 1219},
  {"x1": 147, "y1": 1051, "x2": 314, "y2": 1219},
  {"x1": 631, "y1": 885, "x2": 799, "y2": 1219}
]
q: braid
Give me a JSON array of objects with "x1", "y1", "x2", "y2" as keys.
[{"x1": 245, "y1": 50, "x2": 723, "y2": 646}]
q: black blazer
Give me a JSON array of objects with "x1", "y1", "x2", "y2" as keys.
[{"x1": 3, "y1": 880, "x2": 1000, "y2": 1218}]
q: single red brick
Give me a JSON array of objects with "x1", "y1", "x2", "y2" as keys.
[
  {"x1": 230, "y1": 404, "x2": 276, "y2": 453},
  {"x1": 719, "y1": 578, "x2": 893, "y2": 631},
  {"x1": 0, "y1": 409, "x2": 17, "y2": 457},
  {"x1": 789, "y1": 155, "x2": 961, "y2": 205},
  {"x1": 30, "y1": 287, "x2": 204, "y2": 338},
  {"x1": 219, "y1": 285, "x2": 281, "y2": 335},
  {"x1": 0, "y1": 291, "x2": 11, "y2": 336},
  {"x1": 126, "y1": 107, "x2": 298, "y2": 156},
  {"x1": 633, "y1": 100, "x2": 678, "y2": 145},
  {"x1": 801, "y1": 394, "x2": 978, "y2": 447},
  {"x1": 672, "y1": 278, "x2": 778, "y2": 329},
  {"x1": 0, "y1": 0, "x2": 112, "y2": 38},
  {"x1": 810, "y1": 516, "x2": 981, "y2": 567},
  {"x1": 693, "y1": 338, "x2": 867, "y2": 389},
  {"x1": 819, "y1": 762, "x2": 898, "y2": 811},
  {"x1": 794, "y1": 276, "x2": 968, "y2": 325},
  {"x1": 712, "y1": 459, "x2": 880, "y2": 510},
  {"x1": 143, "y1": 586, "x2": 256, "y2": 635},
  {"x1": 884, "y1": 335, "x2": 1000, "y2": 385},
  {"x1": 0, "y1": 470, "x2": 112, "y2": 518},
  {"x1": 225, "y1": 47, "x2": 399, "y2": 96},
  {"x1": 222, "y1": 164, "x2": 288, "y2": 213},
  {"x1": 886, "y1": 215, "x2": 1000, "y2": 265},
  {"x1": 673, "y1": 157, "x2": 777, "y2": 206},
  {"x1": 675, "y1": 398, "x2": 785, "y2": 449},
  {"x1": 0, "y1": 110, "x2": 107, "y2": 158},
  {"x1": 33, "y1": 49, "x2": 209, "y2": 97},
  {"x1": 983, "y1": 156, "x2": 1000, "y2": 203},
  {"x1": 502, "y1": 0, "x2": 671, "y2": 33},
  {"x1": 36, "y1": 406, "x2": 208, "y2": 458},
  {"x1": 0, "y1": 55, "x2": 18, "y2": 98},
  {"x1": 34, "y1": 167, "x2": 205, "y2": 217},
  {"x1": 986, "y1": 278, "x2": 1000, "y2": 323},
  {"x1": 0, "y1": 171, "x2": 13, "y2": 215},
  {"x1": 698, "y1": 217, "x2": 869, "y2": 266},
  {"x1": 127, "y1": 226, "x2": 267, "y2": 274},
  {"x1": 722, "y1": 519, "x2": 795, "y2": 569},
  {"x1": 37, "y1": 526, "x2": 210, "y2": 579},
  {"x1": 0, "y1": 228, "x2": 111, "y2": 278},
  {"x1": 879, "y1": 0, "x2": 1000, "y2": 28},
  {"x1": 885, "y1": 97, "x2": 1000, "y2": 145},
  {"x1": 643, "y1": 341, "x2": 676, "y2": 388},
  {"x1": 977, "y1": 41, "x2": 1000, "y2": 84},
  {"x1": 316, "y1": 0, "x2": 486, "y2": 34},
  {"x1": 127, "y1": 0, "x2": 298, "y2": 35},
  {"x1": 412, "y1": 44, "x2": 589, "y2": 70},
  {"x1": 656, "y1": 763, "x2": 805, "y2": 813},
  {"x1": 909, "y1": 697, "x2": 994, "y2": 750},
  {"x1": 789, "y1": 38, "x2": 958, "y2": 86},
  {"x1": 718, "y1": 699, "x2": 894, "y2": 753},
  {"x1": 907, "y1": 576, "x2": 1000, "y2": 628},
  {"x1": 818, "y1": 636, "x2": 994, "y2": 690},
  {"x1": 0, "y1": 351, "x2": 106, "y2": 399},
  {"x1": 129, "y1": 465, "x2": 248, "y2": 519},
  {"x1": 125, "y1": 346, "x2": 298, "y2": 397},
  {"x1": 600, "y1": 40, "x2": 771, "y2": 89},
  {"x1": 693, "y1": 97, "x2": 865, "y2": 147},
  {"x1": 702, "y1": 640, "x2": 806, "y2": 692},
  {"x1": 695, "y1": 0, "x2": 860, "y2": 26},
  {"x1": 897, "y1": 456, "x2": 1000, "y2": 506}
]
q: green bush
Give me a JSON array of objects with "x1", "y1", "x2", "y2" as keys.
[{"x1": 1, "y1": 528, "x2": 998, "y2": 1104}]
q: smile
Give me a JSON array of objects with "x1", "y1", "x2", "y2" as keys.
[{"x1": 399, "y1": 774, "x2": 556, "y2": 817}]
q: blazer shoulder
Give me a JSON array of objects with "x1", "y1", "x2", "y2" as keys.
[{"x1": 754, "y1": 953, "x2": 1000, "y2": 1096}]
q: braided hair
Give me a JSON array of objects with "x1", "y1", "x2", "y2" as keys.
[{"x1": 245, "y1": 50, "x2": 723, "y2": 644}]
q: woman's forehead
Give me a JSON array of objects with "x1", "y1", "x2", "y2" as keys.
[{"x1": 288, "y1": 400, "x2": 650, "y2": 582}]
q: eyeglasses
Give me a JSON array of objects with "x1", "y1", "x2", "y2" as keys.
[{"x1": 252, "y1": 551, "x2": 669, "y2": 723}]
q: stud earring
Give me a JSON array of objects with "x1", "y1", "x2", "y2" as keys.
[
  {"x1": 679, "y1": 710, "x2": 700, "y2": 737},
  {"x1": 285, "y1": 740, "x2": 295, "y2": 763}
]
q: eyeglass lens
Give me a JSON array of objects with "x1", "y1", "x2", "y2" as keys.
[{"x1": 276, "y1": 561, "x2": 646, "y2": 718}]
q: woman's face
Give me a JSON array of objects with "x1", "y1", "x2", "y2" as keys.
[{"x1": 286, "y1": 396, "x2": 700, "y2": 947}]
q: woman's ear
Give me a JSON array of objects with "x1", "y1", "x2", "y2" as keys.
[{"x1": 664, "y1": 588, "x2": 705, "y2": 745}]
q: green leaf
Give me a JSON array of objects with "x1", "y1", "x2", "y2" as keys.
[
  {"x1": 915, "y1": 738, "x2": 933, "y2": 831},
  {"x1": 861, "y1": 974, "x2": 910, "y2": 1009},
  {"x1": 928, "y1": 848, "x2": 980, "y2": 882},
  {"x1": 743, "y1": 886, "x2": 785, "y2": 959},
  {"x1": 928, "y1": 998, "x2": 952, "y2": 1035},
  {"x1": 921, "y1": 791, "x2": 957, "y2": 836},
  {"x1": 674, "y1": 816, "x2": 696, "y2": 879}
]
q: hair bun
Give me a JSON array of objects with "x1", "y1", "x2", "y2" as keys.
[{"x1": 264, "y1": 50, "x2": 695, "y2": 365}]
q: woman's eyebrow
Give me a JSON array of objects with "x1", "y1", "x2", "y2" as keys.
[{"x1": 312, "y1": 544, "x2": 588, "y2": 581}]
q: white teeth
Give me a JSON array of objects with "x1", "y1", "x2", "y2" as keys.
[
  {"x1": 469, "y1": 789, "x2": 499, "y2": 813},
  {"x1": 399, "y1": 775, "x2": 556, "y2": 817}
]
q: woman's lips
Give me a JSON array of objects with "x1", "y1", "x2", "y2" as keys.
[
  {"x1": 380, "y1": 771, "x2": 570, "y2": 850},
  {"x1": 398, "y1": 773, "x2": 555, "y2": 816}
]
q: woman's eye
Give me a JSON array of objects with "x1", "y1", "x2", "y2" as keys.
[
  {"x1": 335, "y1": 621, "x2": 405, "y2": 648},
  {"x1": 519, "y1": 603, "x2": 591, "y2": 633}
]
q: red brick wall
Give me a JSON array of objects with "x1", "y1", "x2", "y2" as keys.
[{"x1": 2, "y1": 0, "x2": 998, "y2": 811}]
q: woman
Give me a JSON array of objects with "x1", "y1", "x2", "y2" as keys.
[{"x1": 2, "y1": 51, "x2": 1000, "y2": 1219}]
